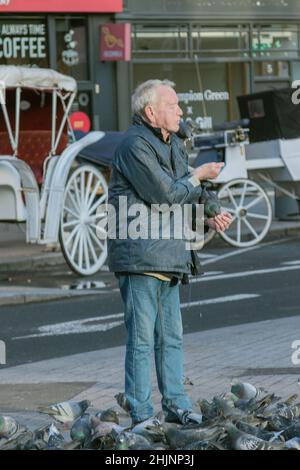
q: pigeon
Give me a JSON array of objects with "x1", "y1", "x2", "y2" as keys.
[
  {"x1": 225, "y1": 423, "x2": 284, "y2": 450},
  {"x1": 115, "y1": 431, "x2": 152, "y2": 450},
  {"x1": 284, "y1": 437, "x2": 300, "y2": 450},
  {"x1": 197, "y1": 399, "x2": 219, "y2": 421},
  {"x1": 0, "y1": 429, "x2": 34, "y2": 450},
  {"x1": 70, "y1": 414, "x2": 92, "y2": 444},
  {"x1": 96, "y1": 407, "x2": 119, "y2": 424},
  {"x1": 167, "y1": 406, "x2": 203, "y2": 425},
  {"x1": 213, "y1": 397, "x2": 245, "y2": 419},
  {"x1": 278, "y1": 403, "x2": 300, "y2": 421},
  {"x1": 131, "y1": 416, "x2": 166, "y2": 443},
  {"x1": 0, "y1": 415, "x2": 20, "y2": 439},
  {"x1": 90, "y1": 416, "x2": 124, "y2": 438},
  {"x1": 282, "y1": 420, "x2": 300, "y2": 440},
  {"x1": 34, "y1": 423, "x2": 65, "y2": 448},
  {"x1": 164, "y1": 422, "x2": 223, "y2": 449},
  {"x1": 231, "y1": 382, "x2": 263, "y2": 401},
  {"x1": 114, "y1": 392, "x2": 131, "y2": 413},
  {"x1": 37, "y1": 399, "x2": 91, "y2": 424},
  {"x1": 235, "y1": 420, "x2": 284, "y2": 442}
]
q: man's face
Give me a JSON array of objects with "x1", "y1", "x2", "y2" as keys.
[{"x1": 150, "y1": 86, "x2": 183, "y2": 136}]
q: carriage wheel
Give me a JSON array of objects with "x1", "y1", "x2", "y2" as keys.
[
  {"x1": 59, "y1": 164, "x2": 108, "y2": 276},
  {"x1": 217, "y1": 178, "x2": 272, "y2": 248}
]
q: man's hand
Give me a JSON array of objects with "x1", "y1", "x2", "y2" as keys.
[
  {"x1": 206, "y1": 211, "x2": 233, "y2": 232},
  {"x1": 193, "y1": 162, "x2": 225, "y2": 181}
]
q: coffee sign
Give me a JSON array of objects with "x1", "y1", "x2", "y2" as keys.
[{"x1": 0, "y1": 23, "x2": 46, "y2": 59}]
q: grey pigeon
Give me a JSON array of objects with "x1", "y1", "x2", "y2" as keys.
[
  {"x1": 213, "y1": 397, "x2": 245, "y2": 419},
  {"x1": 167, "y1": 406, "x2": 203, "y2": 425},
  {"x1": 131, "y1": 416, "x2": 166, "y2": 443},
  {"x1": 70, "y1": 414, "x2": 92, "y2": 444},
  {"x1": 225, "y1": 423, "x2": 284, "y2": 450},
  {"x1": 34, "y1": 423, "x2": 65, "y2": 448},
  {"x1": 164, "y1": 422, "x2": 223, "y2": 449},
  {"x1": 37, "y1": 399, "x2": 91, "y2": 424},
  {"x1": 114, "y1": 392, "x2": 131, "y2": 413},
  {"x1": 284, "y1": 437, "x2": 300, "y2": 450},
  {"x1": 231, "y1": 382, "x2": 263, "y2": 401},
  {"x1": 282, "y1": 420, "x2": 300, "y2": 440},
  {"x1": 115, "y1": 431, "x2": 152, "y2": 450},
  {"x1": 0, "y1": 415, "x2": 19, "y2": 439},
  {"x1": 96, "y1": 407, "x2": 119, "y2": 424}
]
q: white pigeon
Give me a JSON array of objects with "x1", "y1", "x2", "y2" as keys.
[{"x1": 37, "y1": 399, "x2": 91, "y2": 424}]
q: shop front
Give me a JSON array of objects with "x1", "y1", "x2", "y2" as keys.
[
  {"x1": 117, "y1": 0, "x2": 300, "y2": 130},
  {"x1": 0, "y1": 0, "x2": 123, "y2": 130}
]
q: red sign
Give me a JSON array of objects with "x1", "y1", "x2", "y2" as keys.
[
  {"x1": 0, "y1": 0, "x2": 122, "y2": 13},
  {"x1": 70, "y1": 112, "x2": 91, "y2": 133},
  {"x1": 100, "y1": 23, "x2": 131, "y2": 61}
]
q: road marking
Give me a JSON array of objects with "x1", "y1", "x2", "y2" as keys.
[
  {"x1": 202, "y1": 271, "x2": 224, "y2": 276},
  {"x1": 200, "y1": 236, "x2": 295, "y2": 266},
  {"x1": 281, "y1": 260, "x2": 300, "y2": 266},
  {"x1": 180, "y1": 293, "x2": 260, "y2": 308},
  {"x1": 190, "y1": 264, "x2": 300, "y2": 283},
  {"x1": 197, "y1": 253, "x2": 216, "y2": 259},
  {"x1": 13, "y1": 314, "x2": 124, "y2": 339},
  {"x1": 12, "y1": 293, "x2": 259, "y2": 340}
]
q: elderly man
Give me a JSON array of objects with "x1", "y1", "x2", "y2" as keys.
[{"x1": 108, "y1": 79, "x2": 232, "y2": 425}]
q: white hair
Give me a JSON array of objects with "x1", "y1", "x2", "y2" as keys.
[{"x1": 132, "y1": 79, "x2": 176, "y2": 116}]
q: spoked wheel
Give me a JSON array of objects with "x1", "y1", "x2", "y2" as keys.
[
  {"x1": 217, "y1": 178, "x2": 272, "y2": 247},
  {"x1": 59, "y1": 164, "x2": 108, "y2": 275}
]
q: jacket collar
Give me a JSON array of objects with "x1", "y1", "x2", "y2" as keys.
[{"x1": 132, "y1": 113, "x2": 171, "y2": 144}]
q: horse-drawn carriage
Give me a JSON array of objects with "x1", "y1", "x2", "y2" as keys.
[
  {"x1": 0, "y1": 65, "x2": 111, "y2": 276},
  {"x1": 190, "y1": 87, "x2": 300, "y2": 248}
]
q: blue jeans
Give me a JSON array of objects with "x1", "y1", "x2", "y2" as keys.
[{"x1": 118, "y1": 273, "x2": 192, "y2": 423}]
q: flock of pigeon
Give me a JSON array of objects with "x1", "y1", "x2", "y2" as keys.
[{"x1": 1, "y1": 382, "x2": 300, "y2": 450}]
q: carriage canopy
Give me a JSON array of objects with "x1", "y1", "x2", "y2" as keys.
[{"x1": 0, "y1": 65, "x2": 77, "y2": 92}]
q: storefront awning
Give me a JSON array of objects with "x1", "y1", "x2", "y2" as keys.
[{"x1": 0, "y1": 0, "x2": 122, "y2": 13}]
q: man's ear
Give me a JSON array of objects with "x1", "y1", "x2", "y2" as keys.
[{"x1": 144, "y1": 105, "x2": 154, "y2": 123}]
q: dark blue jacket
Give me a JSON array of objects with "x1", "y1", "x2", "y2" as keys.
[{"x1": 107, "y1": 115, "x2": 205, "y2": 275}]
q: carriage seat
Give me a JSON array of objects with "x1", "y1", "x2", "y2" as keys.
[
  {"x1": 0, "y1": 130, "x2": 68, "y2": 184},
  {"x1": 193, "y1": 133, "x2": 226, "y2": 150}
]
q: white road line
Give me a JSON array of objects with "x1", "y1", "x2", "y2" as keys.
[
  {"x1": 281, "y1": 260, "x2": 300, "y2": 266},
  {"x1": 190, "y1": 264, "x2": 300, "y2": 283},
  {"x1": 202, "y1": 271, "x2": 224, "y2": 276},
  {"x1": 12, "y1": 293, "x2": 259, "y2": 340},
  {"x1": 197, "y1": 253, "x2": 216, "y2": 259},
  {"x1": 180, "y1": 293, "x2": 260, "y2": 309},
  {"x1": 200, "y1": 236, "x2": 295, "y2": 266}
]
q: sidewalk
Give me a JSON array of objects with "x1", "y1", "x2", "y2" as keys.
[{"x1": 0, "y1": 315, "x2": 299, "y2": 429}]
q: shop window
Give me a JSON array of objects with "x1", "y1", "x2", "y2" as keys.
[
  {"x1": 192, "y1": 25, "x2": 249, "y2": 57},
  {"x1": 252, "y1": 24, "x2": 298, "y2": 58},
  {"x1": 133, "y1": 62, "x2": 249, "y2": 126},
  {"x1": 254, "y1": 61, "x2": 289, "y2": 78},
  {"x1": 132, "y1": 24, "x2": 188, "y2": 58},
  {"x1": 56, "y1": 17, "x2": 88, "y2": 80},
  {"x1": 0, "y1": 19, "x2": 48, "y2": 67}
]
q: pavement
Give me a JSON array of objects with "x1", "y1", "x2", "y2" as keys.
[{"x1": 0, "y1": 219, "x2": 300, "y2": 432}]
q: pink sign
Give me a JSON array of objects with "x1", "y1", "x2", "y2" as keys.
[
  {"x1": 0, "y1": 0, "x2": 122, "y2": 13},
  {"x1": 100, "y1": 23, "x2": 131, "y2": 61}
]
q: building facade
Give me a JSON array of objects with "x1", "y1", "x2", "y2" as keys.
[
  {"x1": 117, "y1": 0, "x2": 300, "y2": 130},
  {"x1": 2, "y1": 1, "x2": 300, "y2": 131},
  {"x1": 0, "y1": 0, "x2": 122, "y2": 131}
]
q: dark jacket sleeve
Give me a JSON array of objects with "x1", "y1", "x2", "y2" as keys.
[{"x1": 113, "y1": 136, "x2": 203, "y2": 205}]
